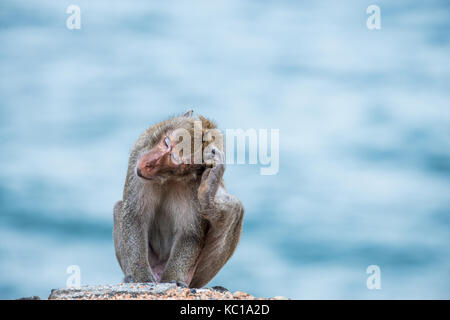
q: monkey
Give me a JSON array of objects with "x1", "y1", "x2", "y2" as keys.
[{"x1": 113, "y1": 110, "x2": 244, "y2": 288}]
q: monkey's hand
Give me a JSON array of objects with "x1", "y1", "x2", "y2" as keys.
[{"x1": 197, "y1": 145, "x2": 225, "y2": 214}]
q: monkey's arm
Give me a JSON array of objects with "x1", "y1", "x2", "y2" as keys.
[
  {"x1": 190, "y1": 147, "x2": 244, "y2": 288},
  {"x1": 113, "y1": 200, "x2": 157, "y2": 283}
]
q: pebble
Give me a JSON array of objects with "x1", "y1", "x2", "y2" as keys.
[{"x1": 273, "y1": 296, "x2": 289, "y2": 300}]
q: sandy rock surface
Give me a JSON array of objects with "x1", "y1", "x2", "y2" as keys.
[{"x1": 47, "y1": 283, "x2": 284, "y2": 300}]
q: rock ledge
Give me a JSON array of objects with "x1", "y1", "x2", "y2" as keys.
[{"x1": 48, "y1": 283, "x2": 287, "y2": 300}]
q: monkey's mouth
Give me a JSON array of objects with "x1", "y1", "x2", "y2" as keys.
[
  {"x1": 136, "y1": 164, "x2": 206, "y2": 181},
  {"x1": 136, "y1": 168, "x2": 154, "y2": 180}
]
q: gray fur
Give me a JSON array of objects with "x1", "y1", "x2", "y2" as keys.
[{"x1": 113, "y1": 115, "x2": 244, "y2": 287}]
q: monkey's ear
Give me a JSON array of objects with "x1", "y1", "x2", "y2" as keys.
[{"x1": 183, "y1": 109, "x2": 194, "y2": 117}]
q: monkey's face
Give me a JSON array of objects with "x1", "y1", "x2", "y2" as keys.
[{"x1": 136, "y1": 130, "x2": 203, "y2": 181}]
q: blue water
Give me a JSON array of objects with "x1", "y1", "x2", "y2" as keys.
[{"x1": 0, "y1": 0, "x2": 449, "y2": 299}]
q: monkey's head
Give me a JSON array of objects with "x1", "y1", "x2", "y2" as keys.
[{"x1": 135, "y1": 112, "x2": 223, "y2": 182}]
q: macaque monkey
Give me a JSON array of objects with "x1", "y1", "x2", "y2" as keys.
[{"x1": 113, "y1": 110, "x2": 244, "y2": 288}]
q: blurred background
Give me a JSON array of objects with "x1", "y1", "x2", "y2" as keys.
[{"x1": 0, "y1": 0, "x2": 449, "y2": 299}]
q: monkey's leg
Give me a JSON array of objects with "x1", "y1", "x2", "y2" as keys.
[
  {"x1": 160, "y1": 234, "x2": 204, "y2": 286},
  {"x1": 190, "y1": 148, "x2": 244, "y2": 288},
  {"x1": 113, "y1": 200, "x2": 157, "y2": 283}
]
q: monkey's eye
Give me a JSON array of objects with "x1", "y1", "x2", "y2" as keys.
[{"x1": 164, "y1": 136, "x2": 171, "y2": 149}]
